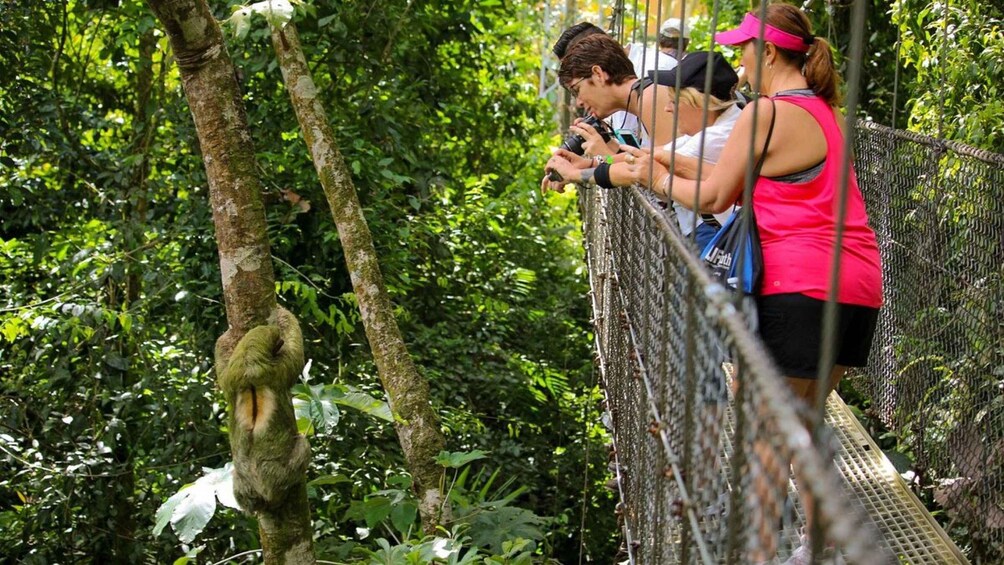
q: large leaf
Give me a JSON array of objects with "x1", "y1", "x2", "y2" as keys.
[
  {"x1": 389, "y1": 500, "x2": 418, "y2": 534},
  {"x1": 152, "y1": 463, "x2": 240, "y2": 544},
  {"x1": 293, "y1": 383, "x2": 340, "y2": 435},
  {"x1": 462, "y1": 506, "x2": 545, "y2": 555},
  {"x1": 170, "y1": 480, "x2": 216, "y2": 544},
  {"x1": 334, "y1": 390, "x2": 393, "y2": 422},
  {"x1": 435, "y1": 450, "x2": 489, "y2": 469}
]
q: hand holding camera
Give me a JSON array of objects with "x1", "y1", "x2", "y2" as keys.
[
  {"x1": 546, "y1": 115, "x2": 613, "y2": 182},
  {"x1": 566, "y1": 116, "x2": 614, "y2": 157}
]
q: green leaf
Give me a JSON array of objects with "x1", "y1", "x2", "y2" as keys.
[
  {"x1": 104, "y1": 352, "x2": 128, "y2": 371},
  {"x1": 390, "y1": 500, "x2": 418, "y2": 533},
  {"x1": 172, "y1": 545, "x2": 204, "y2": 565},
  {"x1": 0, "y1": 317, "x2": 28, "y2": 343},
  {"x1": 883, "y1": 448, "x2": 914, "y2": 474},
  {"x1": 333, "y1": 390, "x2": 393, "y2": 422},
  {"x1": 363, "y1": 497, "x2": 393, "y2": 528},
  {"x1": 293, "y1": 383, "x2": 341, "y2": 434},
  {"x1": 462, "y1": 506, "x2": 545, "y2": 554},
  {"x1": 435, "y1": 450, "x2": 489, "y2": 469},
  {"x1": 308, "y1": 473, "x2": 351, "y2": 487},
  {"x1": 118, "y1": 312, "x2": 132, "y2": 333},
  {"x1": 153, "y1": 464, "x2": 238, "y2": 544},
  {"x1": 170, "y1": 481, "x2": 216, "y2": 544},
  {"x1": 153, "y1": 487, "x2": 186, "y2": 538}
]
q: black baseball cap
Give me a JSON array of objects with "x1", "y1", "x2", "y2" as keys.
[{"x1": 648, "y1": 51, "x2": 738, "y2": 102}]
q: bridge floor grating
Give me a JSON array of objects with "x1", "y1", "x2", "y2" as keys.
[{"x1": 825, "y1": 392, "x2": 968, "y2": 564}]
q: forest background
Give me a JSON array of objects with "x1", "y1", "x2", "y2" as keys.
[{"x1": 1, "y1": 0, "x2": 1002, "y2": 563}]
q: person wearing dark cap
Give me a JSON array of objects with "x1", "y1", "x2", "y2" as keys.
[
  {"x1": 544, "y1": 51, "x2": 741, "y2": 250},
  {"x1": 644, "y1": 51, "x2": 742, "y2": 248}
]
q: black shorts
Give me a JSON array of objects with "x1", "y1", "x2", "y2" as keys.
[{"x1": 755, "y1": 293, "x2": 879, "y2": 379}]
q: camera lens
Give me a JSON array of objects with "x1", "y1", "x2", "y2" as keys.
[{"x1": 556, "y1": 116, "x2": 613, "y2": 156}]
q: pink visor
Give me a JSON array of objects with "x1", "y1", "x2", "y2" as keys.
[{"x1": 714, "y1": 13, "x2": 812, "y2": 53}]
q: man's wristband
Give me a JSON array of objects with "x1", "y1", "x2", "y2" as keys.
[{"x1": 594, "y1": 162, "x2": 614, "y2": 189}]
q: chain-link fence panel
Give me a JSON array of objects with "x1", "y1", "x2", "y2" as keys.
[{"x1": 854, "y1": 121, "x2": 1004, "y2": 561}]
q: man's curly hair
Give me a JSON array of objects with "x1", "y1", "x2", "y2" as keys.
[{"x1": 558, "y1": 34, "x2": 636, "y2": 88}]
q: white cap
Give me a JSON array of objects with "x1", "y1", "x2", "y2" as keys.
[{"x1": 659, "y1": 18, "x2": 689, "y2": 39}]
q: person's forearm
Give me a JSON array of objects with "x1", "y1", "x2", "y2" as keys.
[
  {"x1": 665, "y1": 154, "x2": 715, "y2": 180},
  {"x1": 655, "y1": 174, "x2": 726, "y2": 211}
]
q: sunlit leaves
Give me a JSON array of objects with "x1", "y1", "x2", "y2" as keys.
[
  {"x1": 292, "y1": 375, "x2": 394, "y2": 437},
  {"x1": 896, "y1": 0, "x2": 1004, "y2": 149},
  {"x1": 224, "y1": 0, "x2": 297, "y2": 39}
]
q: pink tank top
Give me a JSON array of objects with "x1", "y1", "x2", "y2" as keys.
[{"x1": 753, "y1": 95, "x2": 883, "y2": 308}]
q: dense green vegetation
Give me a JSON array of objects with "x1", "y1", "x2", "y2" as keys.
[
  {"x1": 1, "y1": 0, "x2": 612, "y2": 561},
  {"x1": 1, "y1": 0, "x2": 1001, "y2": 562}
]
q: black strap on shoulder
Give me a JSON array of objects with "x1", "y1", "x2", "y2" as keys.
[
  {"x1": 750, "y1": 97, "x2": 777, "y2": 195},
  {"x1": 632, "y1": 77, "x2": 654, "y2": 94}
]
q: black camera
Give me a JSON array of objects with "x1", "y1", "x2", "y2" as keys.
[
  {"x1": 560, "y1": 115, "x2": 613, "y2": 156},
  {"x1": 548, "y1": 116, "x2": 613, "y2": 181}
]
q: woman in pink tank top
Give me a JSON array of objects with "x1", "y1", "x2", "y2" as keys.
[{"x1": 618, "y1": 3, "x2": 884, "y2": 563}]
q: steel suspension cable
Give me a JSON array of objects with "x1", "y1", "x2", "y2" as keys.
[
  {"x1": 810, "y1": 1, "x2": 870, "y2": 561},
  {"x1": 937, "y1": 0, "x2": 949, "y2": 141},
  {"x1": 688, "y1": 0, "x2": 721, "y2": 245},
  {"x1": 730, "y1": 1, "x2": 771, "y2": 316},
  {"x1": 891, "y1": 0, "x2": 903, "y2": 130},
  {"x1": 644, "y1": 0, "x2": 664, "y2": 202}
]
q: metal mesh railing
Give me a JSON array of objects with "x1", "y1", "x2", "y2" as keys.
[
  {"x1": 581, "y1": 186, "x2": 891, "y2": 564},
  {"x1": 853, "y1": 122, "x2": 1004, "y2": 560}
]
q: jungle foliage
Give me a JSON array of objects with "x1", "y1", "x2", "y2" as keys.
[
  {"x1": 1, "y1": 0, "x2": 612, "y2": 561},
  {"x1": 1, "y1": 0, "x2": 1002, "y2": 562}
]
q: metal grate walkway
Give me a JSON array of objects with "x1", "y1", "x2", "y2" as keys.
[{"x1": 825, "y1": 391, "x2": 968, "y2": 563}]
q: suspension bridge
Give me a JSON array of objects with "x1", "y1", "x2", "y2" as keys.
[
  {"x1": 539, "y1": 1, "x2": 1004, "y2": 563},
  {"x1": 580, "y1": 120, "x2": 1004, "y2": 563}
]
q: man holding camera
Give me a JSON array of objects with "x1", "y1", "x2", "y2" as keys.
[
  {"x1": 543, "y1": 33, "x2": 676, "y2": 188},
  {"x1": 552, "y1": 22, "x2": 677, "y2": 150}
]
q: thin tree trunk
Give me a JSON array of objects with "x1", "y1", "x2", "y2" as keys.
[
  {"x1": 269, "y1": 22, "x2": 449, "y2": 532},
  {"x1": 144, "y1": 1, "x2": 314, "y2": 562}
]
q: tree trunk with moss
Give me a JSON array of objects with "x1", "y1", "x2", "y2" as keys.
[
  {"x1": 269, "y1": 22, "x2": 449, "y2": 532},
  {"x1": 144, "y1": 1, "x2": 314, "y2": 562}
]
